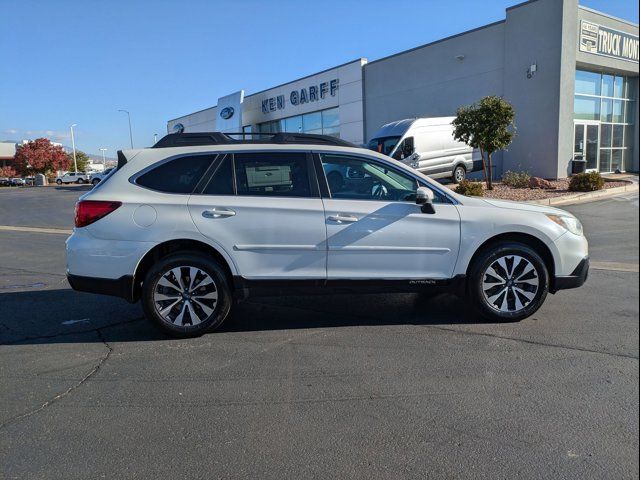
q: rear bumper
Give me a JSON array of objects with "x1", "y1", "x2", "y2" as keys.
[
  {"x1": 551, "y1": 257, "x2": 589, "y2": 293},
  {"x1": 67, "y1": 273, "x2": 137, "y2": 303}
]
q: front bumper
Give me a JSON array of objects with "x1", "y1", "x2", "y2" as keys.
[{"x1": 551, "y1": 256, "x2": 589, "y2": 293}]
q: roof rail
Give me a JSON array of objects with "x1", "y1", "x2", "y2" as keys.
[{"x1": 152, "y1": 132, "x2": 355, "y2": 149}]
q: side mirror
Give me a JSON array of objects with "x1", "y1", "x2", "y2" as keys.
[
  {"x1": 403, "y1": 136, "x2": 415, "y2": 157},
  {"x1": 416, "y1": 186, "x2": 436, "y2": 214}
]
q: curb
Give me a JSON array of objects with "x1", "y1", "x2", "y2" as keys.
[{"x1": 527, "y1": 182, "x2": 639, "y2": 206}]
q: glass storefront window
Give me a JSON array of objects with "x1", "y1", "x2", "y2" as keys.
[
  {"x1": 601, "y1": 99, "x2": 613, "y2": 122},
  {"x1": 611, "y1": 149, "x2": 623, "y2": 171},
  {"x1": 303, "y1": 112, "x2": 322, "y2": 132},
  {"x1": 600, "y1": 124, "x2": 612, "y2": 148},
  {"x1": 322, "y1": 108, "x2": 340, "y2": 128},
  {"x1": 575, "y1": 70, "x2": 602, "y2": 96},
  {"x1": 612, "y1": 100, "x2": 624, "y2": 123},
  {"x1": 614, "y1": 76, "x2": 625, "y2": 98},
  {"x1": 599, "y1": 149, "x2": 611, "y2": 172},
  {"x1": 602, "y1": 74, "x2": 615, "y2": 97},
  {"x1": 612, "y1": 125, "x2": 624, "y2": 147},
  {"x1": 256, "y1": 107, "x2": 341, "y2": 139},
  {"x1": 574, "y1": 95, "x2": 600, "y2": 120},
  {"x1": 285, "y1": 116, "x2": 302, "y2": 133}
]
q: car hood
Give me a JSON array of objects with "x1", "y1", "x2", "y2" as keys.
[{"x1": 460, "y1": 195, "x2": 573, "y2": 216}]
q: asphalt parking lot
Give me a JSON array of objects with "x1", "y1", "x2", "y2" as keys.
[{"x1": 0, "y1": 186, "x2": 638, "y2": 479}]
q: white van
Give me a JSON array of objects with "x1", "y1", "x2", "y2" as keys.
[{"x1": 367, "y1": 117, "x2": 481, "y2": 183}]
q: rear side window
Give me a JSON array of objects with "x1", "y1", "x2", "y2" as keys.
[
  {"x1": 234, "y1": 152, "x2": 312, "y2": 197},
  {"x1": 136, "y1": 155, "x2": 214, "y2": 193},
  {"x1": 202, "y1": 155, "x2": 234, "y2": 195}
]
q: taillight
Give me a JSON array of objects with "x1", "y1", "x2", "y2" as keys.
[{"x1": 75, "y1": 200, "x2": 122, "y2": 228}]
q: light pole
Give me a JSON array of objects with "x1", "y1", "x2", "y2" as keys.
[
  {"x1": 70, "y1": 124, "x2": 78, "y2": 172},
  {"x1": 99, "y1": 148, "x2": 107, "y2": 164},
  {"x1": 118, "y1": 109, "x2": 133, "y2": 148}
]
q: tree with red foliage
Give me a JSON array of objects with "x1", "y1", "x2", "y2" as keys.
[
  {"x1": 14, "y1": 138, "x2": 70, "y2": 176},
  {"x1": 0, "y1": 166, "x2": 18, "y2": 178}
]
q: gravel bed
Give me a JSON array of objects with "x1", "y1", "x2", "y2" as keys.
[{"x1": 446, "y1": 179, "x2": 630, "y2": 201}]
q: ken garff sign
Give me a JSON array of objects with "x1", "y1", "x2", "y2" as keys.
[
  {"x1": 262, "y1": 79, "x2": 339, "y2": 114},
  {"x1": 579, "y1": 20, "x2": 639, "y2": 63},
  {"x1": 220, "y1": 107, "x2": 235, "y2": 120}
]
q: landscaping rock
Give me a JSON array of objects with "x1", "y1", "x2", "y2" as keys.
[{"x1": 529, "y1": 177, "x2": 556, "y2": 189}]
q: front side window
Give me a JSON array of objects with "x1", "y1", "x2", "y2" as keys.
[
  {"x1": 136, "y1": 154, "x2": 214, "y2": 193},
  {"x1": 321, "y1": 154, "x2": 419, "y2": 202},
  {"x1": 367, "y1": 136, "x2": 401, "y2": 156},
  {"x1": 234, "y1": 152, "x2": 312, "y2": 197}
]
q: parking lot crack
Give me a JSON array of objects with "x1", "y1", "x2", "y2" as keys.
[
  {"x1": 423, "y1": 325, "x2": 639, "y2": 360},
  {"x1": 0, "y1": 327, "x2": 114, "y2": 430}
]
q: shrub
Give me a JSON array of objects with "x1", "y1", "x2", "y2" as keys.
[
  {"x1": 455, "y1": 180, "x2": 484, "y2": 196},
  {"x1": 502, "y1": 170, "x2": 531, "y2": 188},
  {"x1": 569, "y1": 172, "x2": 605, "y2": 192}
]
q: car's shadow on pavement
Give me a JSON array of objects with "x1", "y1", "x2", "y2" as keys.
[{"x1": 0, "y1": 288, "x2": 497, "y2": 345}]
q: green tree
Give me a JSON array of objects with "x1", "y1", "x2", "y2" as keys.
[
  {"x1": 452, "y1": 96, "x2": 516, "y2": 190},
  {"x1": 67, "y1": 150, "x2": 90, "y2": 172}
]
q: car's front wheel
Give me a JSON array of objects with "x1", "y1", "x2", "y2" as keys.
[
  {"x1": 469, "y1": 242, "x2": 549, "y2": 322},
  {"x1": 452, "y1": 165, "x2": 466, "y2": 184},
  {"x1": 92, "y1": 178, "x2": 100, "y2": 186},
  {"x1": 56, "y1": 179, "x2": 62, "y2": 185},
  {"x1": 141, "y1": 252, "x2": 232, "y2": 338}
]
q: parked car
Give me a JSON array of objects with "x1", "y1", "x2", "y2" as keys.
[
  {"x1": 66, "y1": 132, "x2": 589, "y2": 338},
  {"x1": 367, "y1": 117, "x2": 481, "y2": 183},
  {"x1": 90, "y1": 168, "x2": 114, "y2": 186},
  {"x1": 56, "y1": 172, "x2": 91, "y2": 184},
  {"x1": 0, "y1": 177, "x2": 10, "y2": 186},
  {"x1": 9, "y1": 177, "x2": 26, "y2": 186}
]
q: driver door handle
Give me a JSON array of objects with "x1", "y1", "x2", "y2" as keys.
[
  {"x1": 202, "y1": 208, "x2": 236, "y2": 219},
  {"x1": 327, "y1": 214, "x2": 358, "y2": 224}
]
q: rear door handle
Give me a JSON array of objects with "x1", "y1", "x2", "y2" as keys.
[
  {"x1": 202, "y1": 208, "x2": 236, "y2": 219},
  {"x1": 327, "y1": 214, "x2": 358, "y2": 224}
]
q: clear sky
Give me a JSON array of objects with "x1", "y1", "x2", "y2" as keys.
[{"x1": 1, "y1": 0, "x2": 638, "y2": 157}]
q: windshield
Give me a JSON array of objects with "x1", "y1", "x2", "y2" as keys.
[{"x1": 367, "y1": 136, "x2": 401, "y2": 156}]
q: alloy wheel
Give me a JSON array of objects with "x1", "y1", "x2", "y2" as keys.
[
  {"x1": 153, "y1": 266, "x2": 218, "y2": 326},
  {"x1": 481, "y1": 255, "x2": 539, "y2": 313}
]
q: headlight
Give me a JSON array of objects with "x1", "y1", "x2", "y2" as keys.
[{"x1": 545, "y1": 214, "x2": 583, "y2": 236}]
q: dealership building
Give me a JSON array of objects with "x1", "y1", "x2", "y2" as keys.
[{"x1": 167, "y1": 0, "x2": 639, "y2": 179}]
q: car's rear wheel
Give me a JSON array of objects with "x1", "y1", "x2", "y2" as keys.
[
  {"x1": 469, "y1": 242, "x2": 548, "y2": 322},
  {"x1": 141, "y1": 252, "x2": 232, "y2": 338},
  {"x1": 452, "y1": 165, "x2": 466, "y2": 184},
  {"x1": 76, "y1": 178, "x2": 84, "y2": 184}
]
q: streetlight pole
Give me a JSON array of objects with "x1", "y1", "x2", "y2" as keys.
[
  {"x1": 70, "y1": 124, "x2": 78, "y2": 172},
  {"x1": 99, "y1": 148, "x2": 107, "y2": 164},
  {"x1": 118, "y1": 109, "x2": 133, "y2": 148}
]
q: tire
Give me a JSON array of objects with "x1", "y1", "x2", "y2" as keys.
[
  {"x1": 56, "y1": 179, "x2": 62, "y2": 185},
  {"x1": 469, "y1": 242, "x2": 549, "y2": 322},
  {"x1": 76, "y1": 179, "x2": 84, "y2": 184},
  {"x1": 92, "y1": 178, "x2": 100, "y2": 186},
  {"x1": 141, "y1": 252, "x2": 232, "y2": 338},
  {"x1": 452, "y1": 165, "x2": 466, "y2": 184}
]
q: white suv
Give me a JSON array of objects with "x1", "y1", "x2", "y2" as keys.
[
  {"x1": 66, "y1": 132, "x2": 589, "y2": 337},
  {"x1": 56, "y1": 171, "x2": 91, "y2": 184}
]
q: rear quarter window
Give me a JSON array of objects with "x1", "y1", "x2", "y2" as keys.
[{"x1": 135, "y1": 154, "x2": 214, "y2": 193}]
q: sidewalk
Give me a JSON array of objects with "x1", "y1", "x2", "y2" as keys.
[{"x1": 528, "y1": 174, "x2": 638, "y2": 206}]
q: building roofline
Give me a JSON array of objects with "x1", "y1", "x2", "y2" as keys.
[
  {"x1": 365, "y1": 19, "x2": 505, "y2": 67},
  {"x1": 505, "y1": 0, "x2": 542, "y2": 12},
  {"x1": 167, "y1": 105, "x2": 218, "y2": 123},
  {"x1": 167, "y1": 58, "x2": 366, "y2": 123},
  {"x1": 578, "y1": 5, "x2": 639, "y2": 28},
  {"x1": 245, "y1": 58, "x2": 366, "y2": 98}
]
